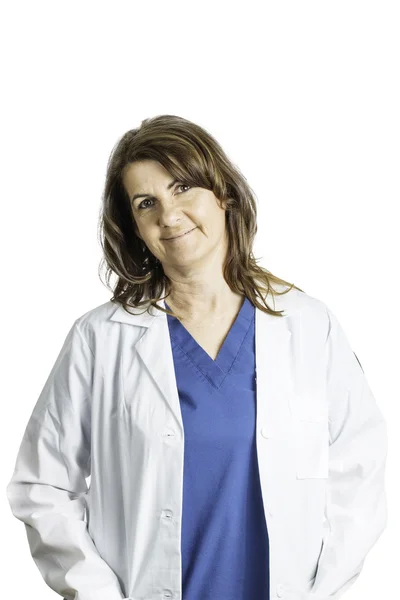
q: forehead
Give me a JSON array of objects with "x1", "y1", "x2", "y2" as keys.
[{"x1": 122, "y1": 160, "x2": 173, "y2": 193}]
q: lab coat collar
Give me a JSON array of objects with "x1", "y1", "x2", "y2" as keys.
[{"x1": 109, "y1": 284, "x2": 300, "y2": 328}]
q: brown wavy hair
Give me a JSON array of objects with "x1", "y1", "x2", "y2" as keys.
[{"x1": 98, "y1": 114, "x2": 304, "y2": 318}]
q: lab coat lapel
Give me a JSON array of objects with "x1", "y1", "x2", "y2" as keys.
[
  {"x1": 109, "y1": 298, "x2": 185, "y2": 434},
  {"x1": 255, "y1": 308, "x2": 294, "y2": 440}
]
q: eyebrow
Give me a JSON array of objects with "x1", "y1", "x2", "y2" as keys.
[{"x1": 130, "y1": 179, "x2": 178, "y2": 203}]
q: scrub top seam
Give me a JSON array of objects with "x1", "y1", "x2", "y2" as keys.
[
  {"x1": 169, "y1": 311, "x2": 254, "y2": 390},
  {"x1": 219, "y1": 312, "x2": 254, "y2": 380},
  {"x1": 170, "y1": 338, "x2": 220, "y2": 388}
]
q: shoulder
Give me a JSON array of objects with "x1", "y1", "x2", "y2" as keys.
[
  {"x1": 271, "y1": 284, "x2": 332, "y2": 338},
  {"x1": 71, "y1": 300, "x2": 123, "y2": 348},
  {"x1": 74, "y1": 299, "x2": 118, "y2": 327},
  {"x1": 71, "y1": 297, "x2": 156, "y2": 343},
  {"x1": 271, "y1": 283, "x2": 329, "y2": 316}
]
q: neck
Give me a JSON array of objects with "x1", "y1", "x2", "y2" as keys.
[{"x1": 166, "y1": 279, "x2": 243, "y2": 321}]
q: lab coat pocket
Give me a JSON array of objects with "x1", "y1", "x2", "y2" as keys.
[{"x1": 294, "y1": 417, "x2": 329, "y2": 479}]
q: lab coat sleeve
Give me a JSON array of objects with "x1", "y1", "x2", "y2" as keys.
[
  {"x1": 308, "y1": 306, "x2": 388, "y2": 600},
  {"x1": 6, "y1": 320, "x2": 127, "y2": 600}
]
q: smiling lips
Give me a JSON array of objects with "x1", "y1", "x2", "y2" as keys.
[{"x1": 163, "y1": 227, "x2": 196, "y2": 241}]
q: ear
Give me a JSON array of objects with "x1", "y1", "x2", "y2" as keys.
[{"x1": 220, "y1": 196, "x2": 229, "y2": 211}]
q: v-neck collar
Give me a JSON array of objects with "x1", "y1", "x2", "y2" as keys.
[{"x1": 165, "y1": 296, "x2": 254, "y2": 387}]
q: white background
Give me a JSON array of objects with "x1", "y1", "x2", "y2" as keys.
[{"x1": 1, "y1": 1, "x2": 398, "y2": 598}]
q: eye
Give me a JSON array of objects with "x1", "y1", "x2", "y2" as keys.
[
  {"x1": 137, "y1": 184, "x2": 191, "y2": 210},
  {"x1": 137, "y1": 198, "x2": 154, "y2": 210},
  {"x1": 177, "y1": 183, "x2": 191, "y2": 193}
]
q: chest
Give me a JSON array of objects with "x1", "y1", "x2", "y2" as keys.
[{"x1": 176, "y1": 314, "x2": 239, "y2": 361}]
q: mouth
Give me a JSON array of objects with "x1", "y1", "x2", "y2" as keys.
[{"x1": 163, "y1": 227, "x2": 197, "y2": 241}]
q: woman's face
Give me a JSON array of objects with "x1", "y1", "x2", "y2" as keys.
[{"x1": 122, "y1": 159, "x2": 228, "y2": 272}]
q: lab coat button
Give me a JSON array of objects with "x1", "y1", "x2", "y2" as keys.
[
  {"x1": 163, "y1": 509, "x2": 173, "y2": 519},
  {"x1": 261, "y1": 426, "x2": 270, "y2": 438},
  {"x1": 276, "y1": 583, "x2": 285, "y2": 597},
  {"x1": 162, "y1": 589, "x2": 173, "y2": 599},
  {"x1": 162, "y1": 427, "x2": 177, "y2": 443}
]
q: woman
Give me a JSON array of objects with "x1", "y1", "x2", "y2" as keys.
[{"x1": 6, "y1": 115, "x2": 387, "y2": 600}]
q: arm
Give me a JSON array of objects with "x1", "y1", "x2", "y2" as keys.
[
  {"x1": 307, "y1": 306, "x2": 388, "y2": 599},
  {"x1": 6, "y1": 320, "x2": 127, "y2": 600}
]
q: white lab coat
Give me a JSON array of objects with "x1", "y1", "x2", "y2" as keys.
[{"x1": 6, "y1": 285, "x2": 388, "y2": 600}]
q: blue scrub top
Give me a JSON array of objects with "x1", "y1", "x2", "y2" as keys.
[{"x1": 165, "y1": 296, "x2": 270, "y2": 600}]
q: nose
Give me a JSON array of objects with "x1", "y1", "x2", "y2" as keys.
[{"x1": 157, "y1": 200, "x2": 183, "y2": 227}]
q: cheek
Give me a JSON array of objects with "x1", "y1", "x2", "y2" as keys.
[
  {"x1": 207, "y1": 209, "x2": 226, "y2": 234},
  {"x1": 132, "y1": 215, "x2": 150, "y2": 238},
  {"x1": 133, "y1": 221, "x2": 142, "y2": 240},
  {"x1": 134, "y1": 222, "x2": 159, "y2": 249}
]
